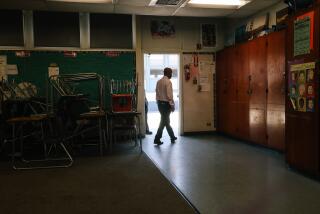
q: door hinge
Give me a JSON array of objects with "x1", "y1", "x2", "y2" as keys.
[
  {"x1": 266, "y1": 88, "x2": 269, "y2": 93},
  {"x1": 266, "y1": 134, "x2": 269, "y2": 140}
]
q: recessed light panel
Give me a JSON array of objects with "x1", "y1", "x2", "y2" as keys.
[
  {"x1": 188, "y1": 0, "x2": 250, "y2": 9},
  {"x1": 47, "y1": 0, "x2": 113, "y2": 3}
]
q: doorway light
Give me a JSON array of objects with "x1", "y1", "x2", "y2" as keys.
[
  {"x1": 188, "y1": 0, "x2": 250, "y2": 8},
  {"x1": 47, "y1": 0, "x2": 112, "y2": 3}
]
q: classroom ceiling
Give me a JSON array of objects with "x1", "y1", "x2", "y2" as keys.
[{"x1": 0, "y1": 0, "x2": 282, "y2": 18}]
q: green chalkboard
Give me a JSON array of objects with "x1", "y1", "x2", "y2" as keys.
[{"x1": 0, "y1": 51, "x2": 135, "y2": 108}]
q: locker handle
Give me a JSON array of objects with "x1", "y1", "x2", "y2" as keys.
[
  {"x1": 247, "y1": 75, "x2": 253, "y2": 95},
  {"x1": 281, "y1": 71, "x2": 285, "y2": 94},
  {"x1": 223, "y1": 78, "x2": 228, "y2": 93}
]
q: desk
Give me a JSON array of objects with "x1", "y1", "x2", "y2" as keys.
[{"x1": 106, "y1": 111, "x2": 142, "y2": 153}]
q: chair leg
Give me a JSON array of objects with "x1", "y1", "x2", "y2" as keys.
[{"x1": 134, "y1": 128, "x2": 138, "y2": 147}]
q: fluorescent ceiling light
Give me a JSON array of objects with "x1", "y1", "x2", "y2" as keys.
[
  {"x1": 47, "y1": 0, "x2": 112, "y2": 3},
  {"x1": 188, "y1": 0, "x2": 250, "y2": 8}
]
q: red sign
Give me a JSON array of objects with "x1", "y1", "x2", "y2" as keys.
[
  {"x1": 105, "y1": 51, "x2": 121, "y2": 57},
  {"x1": 64, "y1": 51, "x2": 77, "y2": 58},
  {"x1": 15, "y1": 51, "x2": 30, "y2": 57}
]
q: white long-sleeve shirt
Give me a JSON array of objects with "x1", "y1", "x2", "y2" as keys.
[{"x1": 156, "y1": 76, "x2": 174, "y2": 106}]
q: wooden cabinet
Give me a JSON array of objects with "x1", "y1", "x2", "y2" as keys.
[
  {"x1": 235, "y1": 44, "x2": 250, "y2": 140},
  {"x1": 248, "y1": 37, "x2": 268, "y2": 146},
  {"x1": 217, "y1": 48, "x2": 228, "y2": 134},
  {"x1": 285, "y1": 7, "x2": 320, "y2": 177},
  {"x1": 216, "y1": 30, "x2": 286, "y2": 151},
  {"x1": 267, "y1": 31, "x2": 286, "y2": 151}
]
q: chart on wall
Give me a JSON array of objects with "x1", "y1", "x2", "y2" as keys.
[
  {"x1": 289, "y1": 62, "x2": 315, "y2": 112},
  {"x1": 293, "y1": 11, "x2": 314, "y2": 57}
]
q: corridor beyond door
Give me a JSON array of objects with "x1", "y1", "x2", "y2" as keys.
[{"x1": 144, "y1": 53, "x2": 180, "y2": 135}]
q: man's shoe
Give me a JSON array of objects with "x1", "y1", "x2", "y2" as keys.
[
  {"x1": 171, "y1": 136, "x2": 177, "y2": 143},
  {"x1": 146, "y1": 131, "x2": 153, "y2": 135},
  {"x1": 154, "y1": 140, "x2": 163, "y2": 145}
]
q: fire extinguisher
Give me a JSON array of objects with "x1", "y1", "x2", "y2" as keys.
[{"x1": 184, "y1": 64, "x2": 190, "y2": 81}]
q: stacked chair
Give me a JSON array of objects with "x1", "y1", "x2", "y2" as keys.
[
  {"x1": 0, "y1": 79, "x2": 73, "y2": 169},
  {"x1": 107, "y1": 78, "x2": 142, "y2": 153},
  {"x1": 48, "y1": 73, "x2": 107, "y2": 157}
]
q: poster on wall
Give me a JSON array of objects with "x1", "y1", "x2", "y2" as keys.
[
  {"x1": 289, "y1": 62, "x2": 315, "y2": 112},
  {"x1": 294, "y1": 17, "x2": 310, "y2": 56},
  {"x1": 150, "y1": 20, "x2": 175, "y2": 38},
  {"x1": 48, "y1": 64, "x2": 59, "y2": 79},
  {"x1": 296, "y1": 11, "x2": 314, "y2": 50},
  {"x1": 201, "y1": 24, "x2": 216, "y2": 48},
  {"x1": 6, "y1": 65, "x2": 18, "y2": 75}
]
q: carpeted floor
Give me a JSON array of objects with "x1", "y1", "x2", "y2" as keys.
[{"x1": 0, "y1": 150, "x2": 195, "y2": 214}]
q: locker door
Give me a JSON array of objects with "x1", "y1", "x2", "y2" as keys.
[
  {"x1": 235, "y1": 43, "x2": 250, "y2": 140},
  {"x1": 267, "y1": 31, "x2": 285, "y2": 151},
  {"x1": 248, "y1": 37, "x2": 267, "y2": 145},
  {"x1": 226, "y1": 46, "x2": 238, "y2": 136},
  {"x1": 286, "y1": 115, "x2": 318, "y2": 174},
  {"x1": 217, "y1": 50, "x2": 228, "y2": 133}
]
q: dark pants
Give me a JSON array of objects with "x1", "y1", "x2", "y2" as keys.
[
  {"x1": 145, "y1": 99, "x2": 150, "y2": 132},
  {"x1": 155, "y1": 101, "x2": 175, "y2": 141}
]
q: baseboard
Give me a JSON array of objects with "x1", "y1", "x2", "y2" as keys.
[{"x1": 182, "y1": 130, "x2": 217, "y2": 136}]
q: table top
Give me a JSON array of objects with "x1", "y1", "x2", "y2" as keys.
[
  {"x1": 79, "y1": 111, "x2": 106, "y2": 119},
  {"x1": 106, "y1": 111, "x2": 141, "y2": 117},
  {"x1": 7, "y1": 114, "x2": 49, "y2": 123}
]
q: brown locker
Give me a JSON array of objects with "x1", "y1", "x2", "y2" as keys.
[
  {"x1": 248, "y1": 37, "x2": 268, "y2": 145},
  {"x1": 285, "y1": 7, "x2": 320, "y2": 176},
  {"x1": 235, "y1": 44, "x2": 250, "y2": 140},
  {"x1": 216, "y1": 49, "x2": 228, "y2": 133},
  {"x1": 217, "y1": 47, "x2": 238, "y2": 137},
  {"x1": 286, "y1": 115, "x2": 318, "y2": 174},
  {"x1": 267, "y1": 30, "x2": 286, "y2": 151},
  {"x1": 217, "y1": 31, "x2": 286, "y2": 151},
  {"x1": 227, "y1": 46, "x2": 238, "y2": 136}
]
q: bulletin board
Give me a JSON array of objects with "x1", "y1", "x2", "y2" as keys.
[
  {"x1": 288, "y1": 61, "x2": 315, "y2": 112},
  {"x1": 182, "y1": 53, "x2": 216, "y2": 132},
  {"x1": 0, "y1": 50, "x2": 135, "y2": 106}
]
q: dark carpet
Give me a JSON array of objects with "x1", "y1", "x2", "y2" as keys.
[{"x1": 0, "y1": 151, "x2": 195, "y2": 214}]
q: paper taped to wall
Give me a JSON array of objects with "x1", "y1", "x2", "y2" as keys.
[
  {"x1": 6, "y1": 65, "x2": 18, "y2": 75},
  {"x1": 0, "y1": 66, "x2": 7, "y2": 80},
  {"x1": 48, "y1": 66, "x2": 59, "y2": 77},
  {"x1": 0, "y1": 55, "x2": 7, "y2": 66}
]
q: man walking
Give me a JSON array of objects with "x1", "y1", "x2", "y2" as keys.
[{"x1": 154, "y1": 67, "x2": 177, "y2": 145}]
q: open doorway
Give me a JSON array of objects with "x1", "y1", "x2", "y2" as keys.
[{"x1": 144, "y1": 53, "x2": 180, "y2": 134}]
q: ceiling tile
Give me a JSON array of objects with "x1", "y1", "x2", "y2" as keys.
[
  {"x1": 175, "y1": 7, "x2": 235, "y2": 17},
  {"x1": 47, "y1": 2, "x2": 114, "y2": 13},
  {"x1": 115, "y1": 5, "x2": 176, "y2": 16},
  {"x1": 117, "y1": 0, "x2": 151, "y2": 7},
  {"x1": 227, "y1": 9, "x2": 256, "y2": 18},
  {"x1": 0, "y1": 0, "x2": 283, "y2": 17},
  {"x1": 242, "y1": 0, "x2": 280, "y2": 10}
]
